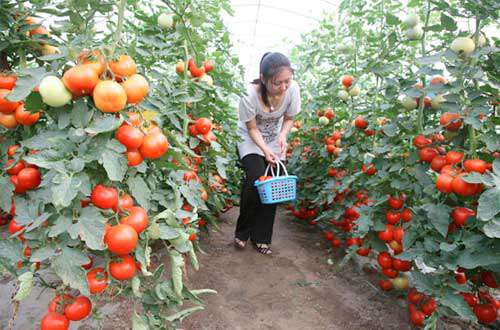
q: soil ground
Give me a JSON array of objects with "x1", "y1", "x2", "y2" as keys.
[{"x1": 182, "y1": 207, "x2": 411, "y2": 330}]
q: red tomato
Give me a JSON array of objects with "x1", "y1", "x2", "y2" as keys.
[
  {"x1": 401, "y1": 209, "x2": 412, "y2": 222},
  {"x1": 104, "y1": 223, "x2": 138, "y2": 255},
  {"x1": 446, "y1": 151, "x2": 463, "y2": 165},
  {"x1": 382, "y1": 268, "x2": 399, "y2": 278},
  {"x1": 461, "y1": 292, "x2": 478, "y2": 307},
  {"x1": 90, "y1": 184, "x2": 118, "y2": 209},
  {"x1": 356, "y1": 247, "x2": 371, "y2": 256},
  {"x1": 14, "y1": 104, "x2": 40, "y2": 126},
  {"x1": 40, "y1": 312, "x2": 69, "y2": 330},
  {"x1": 430, "y1": 155, "x2": 447, "y2": 172},
  {"x1": 324, "y1": 231, "x2": 334, "y2": 241},
  {"x1": 455, "y1": 271, "x2": 467, "y2": 285},
  {"x1": 64, "y1": 296, "x2": 92, "y2": 321},
  {"x1": 116, "y1": 124, "x2": 144, "y2": 149},
  {"x1": 377, "y1": 251, "x2": 392, "y2": 269},
  {"x1": 464, "y1": 159, "x2": 488, "y2": 174},
  {"x1": 378, "y1": 225, "x2": 394, "y2": 242},
  {"x1": 436, "y1": 173, "x2": 454, "y2": 193},
  {"x1": 0, "y1": 88, "x2": 20, "y2": 114},
  {"x1": 419, "y1": 147, "x2": 438, "y2": 163},
  {"x1": 119, "y1": 206, "x2": 148, "y2": 234},
  {"x1": 393, "y1": 227, "x2": 405, "y2": 243},
  {"x1": 473, "y1": 303, "x2": 498, "y2": 324},
  {"x1": 126, "y1": 149, "x2": 144, "y2": 166},
  {"x1": 440, "y1": 112, "x2": 462, "y2": 131},
  {"x1": 81, "y1": 256, "x2": 93, "y2": 270},
  {"x1": 354, "y1": 116, "x2": 368, "y2": 129},
  {"x1": 195, "y1": 118, "x2": 212, "y2": 135},
  {"x1": 387, "y1": 195, "x2": 404, "y2": 209},
  {"x1": 481, "y1": 271, "x2": 498, "y2": 289},
  {"x1": 112, "y1": 193, "x2": 134, "y2": 213},
  {"x1": 408, "y1": 288, "x2": 425, "y2": 304},
  {"x1": 421, "y1": 298, "x2": 437, "y2": 316},
  {"x1": 341, "y1": 75, "x2": 353, "y2": 88},
  {"x1": 48, "y1": 294, "x2": 73, "y2": 313},
  {"x1": 386, "y1": 210, "x2": 401, "y2": 225},
  {"x1": 361, "y1": 163, "x2": 377, "y2": 175},
  {"x1": 0, "y1": 74, "x2": 17, "y2": 90},
  {"x1": 139, "y1": 132, "x2": 169, "y2": 159},
  {"x1": 379, "y1": 279, "x2": 393, "y2": 291},
  {"x1": 203, "y1": 60, "x2": 213, "y2": 73},
  {"x1": 16, "y1": 167, "x2": 41, "y2": 190},
  {"x1": 452, "y1": 173, "x2": 482, "y2": 196},
  {"x1": 62, "y1": 64, "x2": 99, "y2": 97},
  {"x1": 410, "y1": 309, "x2": 425, "y2": 327},
  {"x1": 86, "y1": 268, "x2": 108, "y2": 294},
  {"x1": 109, "y1": 254, "x2": 136, "y2": 280},
  {"x1": 393, "y1": 258, "x2": 412, "y2": 272},
  {"x1": 412, "y1": 135, "x2": 432, "y2": 149},
  {"x1": 450, "y1": 207, "x2": 475, "y2": 227},
  {"x1": 6, "y1": 159, "x2": 26, "y2": 175}
]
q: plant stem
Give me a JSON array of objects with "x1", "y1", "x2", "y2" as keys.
[
  {"x1": 182, "y1": 40, "x2": 189, "y2": 138},
  {"x1": 110, "y1": 0, "x2": 127, "y2": 57},
  {"x1": 468, "y1": 17, "x2": 482, "y2": 157},
  {"x1": 417, "y1": 0, "x2": 431, "y2": 133}
]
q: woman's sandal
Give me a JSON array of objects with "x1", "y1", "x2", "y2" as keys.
[
  {"x1": 234, "y1": 238, "x2": 247, "y2": 249},
  {"x1": 253, "y1": 242, "x2": 272, "y2": 255}
]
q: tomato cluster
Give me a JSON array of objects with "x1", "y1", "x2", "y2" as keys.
[
  {"x1": 0, "y1": 74, "x2": 41, "y2": 129},
  {"x1": 4, "y1": 145, "x2": 42, "y2": 194},
  {"x1": 188, "y1": 116, "x2": 217, "y2": 145},
  {"x1": 40, "y1": 294, "x2": 92, "y2": 330}
]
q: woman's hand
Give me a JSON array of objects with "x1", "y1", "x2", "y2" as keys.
[
  {"x1": 278, "y1": 133, "x2": 287, "y2": 156},
  {"x1": 264, "y1": 148, "x2": 277, "y2": 164}
]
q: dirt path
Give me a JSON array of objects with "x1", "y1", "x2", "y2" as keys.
[{"x1": 183, "y1": 207, "x2": 411, "y2": 330}]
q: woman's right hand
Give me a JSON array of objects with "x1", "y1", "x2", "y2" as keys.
[{"x1": 264, "y1": 148, "x2": 277, "y2": 164}]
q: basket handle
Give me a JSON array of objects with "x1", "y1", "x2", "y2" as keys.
[{"x1": 263, "y1": 159, "x2": 288, "y2": 178}]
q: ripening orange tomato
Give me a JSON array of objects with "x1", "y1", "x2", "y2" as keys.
[
  {"x1": 62, "y1": 64, "x2": 99, "y2": 97},
  {"x1": 77, "y1": 50, "x2": 106, "y2": 76},
  {"x1": 109, "y1": 55, "x2": 137, "y2": 79},
  {"x1": 121, "y1": 74, "x2": 149, "y2": 104},
  {"x1": 14, "y1": 104, "x2": 40, "y2": 126},
  {"x1": 92, "y1": 80, "x2": 127, "y2": 113},
  {"x1": 0, "y1": 89, "x2": 20, "y2": 114}
]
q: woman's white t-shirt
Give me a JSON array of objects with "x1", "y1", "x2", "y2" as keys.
[{"x1": 237, "y1": 81, "x2": 301, "y2": 160}]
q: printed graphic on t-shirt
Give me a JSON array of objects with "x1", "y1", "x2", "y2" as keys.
[{"x1": 256, "y1": 114, "x2": 280, "y2": 143}]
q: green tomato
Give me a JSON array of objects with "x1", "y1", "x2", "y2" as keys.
[
  {"x1": 403, "y1": 14, "x2": 419, "y2": 27},
  {"x1": 401, "y1": 96, "x2": 417, "y2": 110},
  {"x1": 392, "y1": 276, "x2": 409, "y2": 290},
  {"x1": 349, "y1": 86, "x2": 360, "y2": 97},
  {"x1": 338, "y1": 90, "x2": 349, "y2": 101},
  {"x1": 451, "y1": 37, "x2": 475, "y2": 56},
  {"x1": 405, "y1": 26, "x2": 423, "y2": 40},
  {"x1": 431, "y1": 94, "x2": 446, "y2": 110},
  {"x1": 39, "y1": 76, "x2": 72, "y2": 107},
  {"x1": 158, "y1": 13, "x2": 174, "y2": 29},
  {"x1": 319, "y1": 116, "x2": 329, "y2": 126}
]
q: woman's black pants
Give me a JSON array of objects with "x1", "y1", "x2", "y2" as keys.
[{"x1": 235, "y1": 153, "x2": 277, "y2": 244}]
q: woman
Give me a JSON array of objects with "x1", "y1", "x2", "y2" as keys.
[{"x1": 234, "y1": 52, "x2": 301, "y2": 255}]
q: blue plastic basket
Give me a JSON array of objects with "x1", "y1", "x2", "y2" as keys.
[{"x1": 254, "y1": 160, "x2": 297, "y2": 204}]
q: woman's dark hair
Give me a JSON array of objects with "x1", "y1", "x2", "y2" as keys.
[{"x1": 252, "y1": 52, "x2": 292, "y2": 107}]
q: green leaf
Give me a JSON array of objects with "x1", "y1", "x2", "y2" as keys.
[
  {"x1": 483, "y1": 218, "x2": 500, "y2": 239},
  {"x1": 0, "y1": 239, "x2": 23, "y2": 264},
  {"x1": 69, "y1": 207, "x2": 106, "y2": 250},
  {"x1": 164, "y1": 306, "x2": 204, "y2": 323},
  {"x1": 456, "y1": 249, "x2": 500, "y2": 268},
  {"x1": 85, "y1": 114, "x2": 121, "y2": 135},
  {"x1": 52, "y1": 247, "x2": 89, "y2": 296},
  {"x1": 477, "y1": 188, "x2": 500, "y2": 221},
  {"x1": 0, "y1": 176, "x2": 13, "y2": 212},
  {"x1": 13, "y1": 271, "x2": 34, "y2": 301},
  {"x1": 127, "y1": 176, "x2": 151, "y2": 209},
  {"x1": 48, "y1": 215, "x2": 73, "y2": 237},
  {"x1": 385, "y1": 13, "x2": 401, "y2": 26},
  {"x1": 132, "y1": 311, "x2": 149, "y2": 330},
  {"x1": 440, "y1": 293, "x2": 475, "y2": 320},
  {"x1": 423, "y1": 204, "x2": 450, "y2": 237},
  {"x1": 158, "y1": 224, "x2": 180, "y2": 240},
  {"x1": 24, "y1": 92, "x2": 44, "y2": 112},
  {"x1": 52, "y1": 175, "x2": 80, "y2": 208},
  {"x1": 71, "y1": 99, "x2": 93, "y2": 128},
  {"x1": 215, "y1": 156, "x2": 228, "y2": 179},
  {"x1": 440, "y1": 13, "x2": 457, "y2": 31},
  {"x1": 29, "y1": 244, "x2": 56, "y2": 262},
  {"x1": 7, "y1": 67, "x2": 46, "y2": 102},
  {"x1": 101, "y1": 151, "x2": 128, "y2": 182}
]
